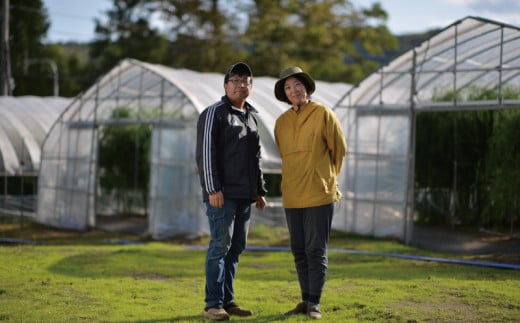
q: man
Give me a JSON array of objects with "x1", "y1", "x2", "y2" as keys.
[{"x1": 196, "y1": 62, "x2": 267, "y2": 321}]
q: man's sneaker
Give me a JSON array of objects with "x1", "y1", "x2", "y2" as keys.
[
  {"x1": 307, "y1": 304, "x2": 322, "y2": 319},
  {"x1": 201, "y1": 307, "x2": 230, "y2": 321},
  {"x1": 224, "y1": 303, "x2": 253, "y2": 316},
  {"x1": 284, "y1": 302, "x2": 308, "y2": 315}
]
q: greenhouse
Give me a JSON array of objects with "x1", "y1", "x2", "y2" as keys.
[
  {"x1": 34, "y1": 16, "x2": 520, "y2": 242},
  {"x1": 0, "y1": 96, "x2": 70, "y2": 175},
  {"x1": 35, "y1": 59, "x2": 350, "y2": 239},
  {"x1": 0, "y1": 96, "x2": 70, "y2": 214},
  {"x1": 333, "y1": 16, "x2": 520, "y2": 243}
]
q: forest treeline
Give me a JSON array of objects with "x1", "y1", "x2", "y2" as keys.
[{"x1": 9, "y1": 0, "x2": 404, "y2": 98}]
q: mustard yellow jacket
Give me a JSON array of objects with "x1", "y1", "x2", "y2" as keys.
[{"x1": 274, "y1": 101, "x2": 347, "y2": 208}]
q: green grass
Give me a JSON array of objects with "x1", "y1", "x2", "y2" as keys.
[{"x1": 1, "y1": 218, "x2": 519, "y2": 322}]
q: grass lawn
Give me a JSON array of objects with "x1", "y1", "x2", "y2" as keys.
[{"x1": 1, "y1": 217, "x2": 519, "y2": 322}]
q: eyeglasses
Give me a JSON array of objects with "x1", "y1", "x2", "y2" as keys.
[{"x1": 228, "y1": 78, "x2": 252, "y2": 86}]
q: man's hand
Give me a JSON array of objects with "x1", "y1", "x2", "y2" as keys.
[
  {"x1": 256, "y1": 195, "x2": 266, "y2": 211},
  {"x1": 209, "y1": 191, "x2": 224, "y2": 208}
]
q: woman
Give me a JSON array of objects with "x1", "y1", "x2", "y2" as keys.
[{"x1": 273, "y1": 66, "x2": 347, "y2": 320}]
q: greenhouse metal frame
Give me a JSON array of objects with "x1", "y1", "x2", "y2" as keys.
[
  {"x1": 34, "y1": 16, "x2": 520, "y2": 242},
  {"x1": 35, "y1": 59, "x2": 349, "y2": 239},
  {"x1": 333, "y1": 16, "x2": 520, "y2": 243}
]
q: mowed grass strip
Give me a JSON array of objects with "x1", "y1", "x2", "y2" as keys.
[{"x1": 0, "y1": 220, "x2": 519, "y2": 322}]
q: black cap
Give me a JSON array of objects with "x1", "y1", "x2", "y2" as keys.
[{"x1": 224, "y1": 62, "x2": 252, "y2": 82}]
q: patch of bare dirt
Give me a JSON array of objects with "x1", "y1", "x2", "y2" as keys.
[{"x1": 411, "y1": 224, "x2": 520, "y2": 264}]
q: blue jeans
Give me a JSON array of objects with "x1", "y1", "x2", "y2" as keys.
[{"x1": 204, "y1": 199, "x2": 251, "y2": 309}]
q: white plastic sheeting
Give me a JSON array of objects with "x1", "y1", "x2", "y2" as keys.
[
  {"x1": 36, "y1": 59, "x2": 350, "y2": 239},
  {"x1": 333, "y1": 16, "x2": 520, "y2": 243},
  {"x1": 0, "y1": 96, "x2": 70, "y2": 176}
]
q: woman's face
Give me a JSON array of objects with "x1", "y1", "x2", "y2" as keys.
[{"x1": 283, "y1": 76, "x2": 308, "y2": 107}]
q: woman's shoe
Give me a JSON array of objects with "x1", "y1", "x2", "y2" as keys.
[
  {"x1": 284, "y1": 302, "x2": 308, "y2": 315},
  {"x1": 307, "y1": 304, "x2": 322, "y2": 319}
]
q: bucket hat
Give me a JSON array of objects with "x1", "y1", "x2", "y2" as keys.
[
  {"x1": 274, "y1": 66, "x2": 315, "y2": 104},
  {"x1": 224, "y1": 62, "x2": 252, "y2": 82}
]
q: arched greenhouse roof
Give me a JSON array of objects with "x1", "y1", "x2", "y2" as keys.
[
  {"x1": 335, "y1": 16, "x2": 520, "y2": 114},
  {"x1": 74, "y1": 59, "x2": 350, "y2": 172},
  {"x1": 333, "y1": 16, "x2": 520, "y2": 243},
  {"x1": 0, "y1": 96, "x2": 71, "y2": 176}
]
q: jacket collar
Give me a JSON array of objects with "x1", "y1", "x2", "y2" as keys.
[{"x1": 222, "y1": 95, "x2": 258, "y2": 113}]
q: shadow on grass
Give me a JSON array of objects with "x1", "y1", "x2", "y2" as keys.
[
  {"x1": 47, "y1": 248, "x2": 206, "y2": 278},
  {"x1": 0, "y1": 217, "x2": 209, "y2": 246}
]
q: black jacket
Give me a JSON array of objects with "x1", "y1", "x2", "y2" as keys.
[{"x1": 196, "y1": 96, "x2": 267, "y2": 202}]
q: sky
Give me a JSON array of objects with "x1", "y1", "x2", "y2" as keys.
[{"x1": 42, "y1": 0, "x2": 520, "y2": 43}]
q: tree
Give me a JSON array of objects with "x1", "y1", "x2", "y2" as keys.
[
  {"x1": 89, "y1": 0, "x2": 240, "y2": 74},
  {"x1": 89, "y1": 0, "x2": 169, "y2": 73},
  {"x1": 241, "y1": 0, "x2": 398, "y2": 82},
  {"x1": 9, "y1": 0, "x2": 50, "y2": 95},
  {"x1": 159, "y1": 0, "x2": 242, "y2": 71},
  {"x1": 9, "y1": 1, "x2": 92, "y2": 97},
  {"x1": 89, "y1": 0, "x2": 398, "y2": 82}
]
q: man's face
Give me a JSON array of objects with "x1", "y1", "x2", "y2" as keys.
[{"x1": 224, "y1": 74, "x2": 252, "y2": 102}]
